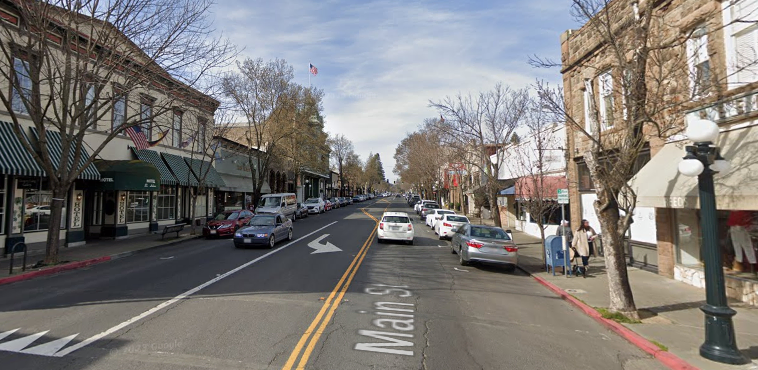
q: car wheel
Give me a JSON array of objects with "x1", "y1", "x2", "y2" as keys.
[
  {"x1": 269, "y1": 235, "x2": 276, "y2": 249},
  {"x1": 459, "y1": 246, "x2": 469, "y2": 266},
  {"x1": 451, "y1": 245, "x2": 456, "y2": 254},
  {"x1": 287, "y1": 228, "x2": 293, "y2": 241},
  {"x1": 407, "y1": 239, "x2": 413, "y2": 245}
]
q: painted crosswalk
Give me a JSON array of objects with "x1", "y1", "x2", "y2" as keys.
[{"x1": 0, "y1": 328, "x2": 78, "y2": 357}]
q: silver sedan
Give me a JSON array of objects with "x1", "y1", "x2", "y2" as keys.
[{"x1": 450, "y1": 224, "x2": 518, "y2": 272}]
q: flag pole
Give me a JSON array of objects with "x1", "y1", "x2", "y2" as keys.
[{"x1": 308, "y1": 61, "x2": 311, "y2": 88}]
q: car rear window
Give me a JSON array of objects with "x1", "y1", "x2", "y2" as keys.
[
  {"x1": 447, "y1": 216, "x2": 468, "y2": 222},
  {"x1": 470, "y1": 226, "x2": 510, "y2": 240},
  {"x1": 383, "y1": 216, "x2": 410, "y2": 223},
  {"x1": 425, "y1": 204, "x2": 439, "y2": 208}
]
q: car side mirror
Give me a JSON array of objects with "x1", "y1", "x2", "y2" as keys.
[
  {"x1": 281, "y1": 203, "x2": 286, "y2": 207},
  {"x1": 506, "y1": 230, "x2": 512, "y2": 233}
]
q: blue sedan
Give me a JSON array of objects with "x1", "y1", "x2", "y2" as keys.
[{"x1": 234, "y1": 213, "x2": 293, "y2": 248}]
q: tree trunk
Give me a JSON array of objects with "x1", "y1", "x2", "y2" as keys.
[
  {"x1": 489, "y1": 183, "x2": 502, "y2": 227},
  {"x1": 538, "y1": 221, "x2": 547, "y2": 267},
  {"x1": 189, "y1": 189, "x2": 198, "y2": 235},
  {"x1": 44, "y1": 186, "x2": 68, "y2": 265},
  {"x1": 596, "y1": 196, "x2": 639, "y2": 320}
]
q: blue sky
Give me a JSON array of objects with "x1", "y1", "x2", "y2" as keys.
[{"x1": 211, "y1": 0, "x2": 580, "y2": 182}]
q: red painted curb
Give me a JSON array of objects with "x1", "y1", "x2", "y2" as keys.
[
  {"x1": 531, "y1": 274, "x2": 699, "y2": 370},
  {"x1": 0, "y1": 256, "x2": 111, "y2": 286}
]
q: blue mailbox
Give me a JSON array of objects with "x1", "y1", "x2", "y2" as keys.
[{"x1": 545, "y1": 235, "x2": 572, "y2": 276}]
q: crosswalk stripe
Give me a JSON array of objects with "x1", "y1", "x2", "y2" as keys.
[
  {"x1": 0, "y1": 328, "x2": 19, "y2": 341},
  {"x1": 0, "y1": 330, "x2": 49, "y2": 351},
  {"x1": 21, "y1": 334, "x2": 79, "y2": 356}
]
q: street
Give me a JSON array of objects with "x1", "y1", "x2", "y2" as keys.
[{"x1": 0, "y1": 198, "x2": 665, "y2": 370}]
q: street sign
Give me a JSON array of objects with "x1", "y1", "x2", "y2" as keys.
[{"x1": 557, "y1": 189, "x2": 569, "y2": 204}]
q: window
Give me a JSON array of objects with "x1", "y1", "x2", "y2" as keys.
[
  {"x1": 92, "y1": 191, "x2": 103, "y2": 226},
  {"x1": 126, "y1": 191, "x2": 150, "y2": 223},
  {"x1": 83, "y1": 83, "x2": 97, "y2": 128},
  {"x1": 24, "y1": 180, "x2": 66, "y2": 232},
  {"x1": 598, "y1": 71, "x2": 614, "y2": 129},
  {"x1": 140, "y1": 97, "x2": 154, "y2": 141},
  {"x1": 577, "y1": 161, "x2": 595, "y2": 191},
  {"x1": 11, "y1": 57, "x2": 32, "y2": 115},
  {"x1": 157, "y1": 185, "x2": 175, "y2": 220},
  {"x1": 727, "y1": 0, "x2": 758, "y2": 85},
  {"x1": 622, "y1": 69, "x2": 632, "y2": 120},
  {"x1": 687, "y1": 25, "x2": 711, "y2": 97},
  {"x1": 583, "y1": 78, "x2": 594, "y2": 132},
  {"x1": 0, "y1": 175, "x2": 5, "y2": 234},
  {"x1": 198, "y1": 118, "x2": 207, "y2": 150},
  {"x1": 112, "y1": 91, "x2": 126, "y2": 134},
  {"x1": 173, "y1": 110, "x2": 183, "y2": 147}
]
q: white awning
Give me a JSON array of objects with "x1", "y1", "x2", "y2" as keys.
[
  {"x1": 628, "y1": 124, "x2": 758, "y2": 210},
  {"x1": 218, "y1": 174, "x2": 255, "y2": 193}
]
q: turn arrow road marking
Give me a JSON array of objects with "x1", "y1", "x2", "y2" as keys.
[{"x1": 308, "y1": 234, "x2": 342, "y2": 254}]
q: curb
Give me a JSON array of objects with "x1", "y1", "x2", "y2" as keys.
[
  {"x1": 0, "y1": 235, "x2": 202, "y2": 287},
  {"x1": 516, "y1": 264, "x2": 699, "y2": 370}
]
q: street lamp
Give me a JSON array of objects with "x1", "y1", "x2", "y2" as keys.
[{"x1": 678, "y1": 118, "x2": 747, "y2": 365}]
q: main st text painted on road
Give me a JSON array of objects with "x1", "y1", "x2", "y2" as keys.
[{"x1": 354, "y1": 284, "x2": 417, "y2": 356}]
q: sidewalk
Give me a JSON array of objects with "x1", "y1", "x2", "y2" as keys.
[
  {"x1": 509, "y1": 229, "x2": 758, "y2": 370},
  {"x1": 0, "y1": 231, "x2": 201, "y2": 283}
]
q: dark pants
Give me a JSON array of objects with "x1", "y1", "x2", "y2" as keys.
[
  {"x1": 588, "y1": 241, "x2": 595, "y2": 256},
  {"x1": 581, "y1": 256, "x2": 589, "y2": 267}
]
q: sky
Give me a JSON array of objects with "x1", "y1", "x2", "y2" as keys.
[{"x1": 210, "y1": 0, "x2": 580, "y2": 182}]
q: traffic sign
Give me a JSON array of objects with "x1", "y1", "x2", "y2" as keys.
[{"x1": 557, "y1": 189, "x2": 569, "y2": 204}]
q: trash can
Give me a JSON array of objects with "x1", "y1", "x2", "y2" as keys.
[{"x1": 545, "y1": 235, "x2": 572, "y2": 276}]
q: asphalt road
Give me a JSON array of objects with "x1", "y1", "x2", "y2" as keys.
[{"x1": 0, "y1": 198, "x2": 665, "y2": 370}]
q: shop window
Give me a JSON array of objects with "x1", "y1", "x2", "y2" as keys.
[
  {"x1": 24, "y1": 180, "x2": 66, "y2": 232},
  {"x1": 157, "y1": 185, "x2": 175, "y2": 220},
  {"x1": 0, "y1": 175, "x2": 5, "y2": 234},
  {"x1": 126, "y1": 191, "x2": 150, "y2": 223},
  {"x1": 112, "y1": 89, "x2": 126, "y2": 135},
  {"x1": 11, "y1": 57, "x2": 32, "y2": 115}
]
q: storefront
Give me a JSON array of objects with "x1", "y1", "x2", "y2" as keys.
[
  {"x1": 630, "y1": 122, "x2": 758, "y2": 306},
  {"x1": 301, "y1": 170, "x2": 329, "y2": 201},
  {"x1": 213, "y1": 144, "x2": 256, "y2": 214}
]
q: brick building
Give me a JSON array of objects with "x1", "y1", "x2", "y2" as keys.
[{"x1": 561, "y1": 0, "x2": 758, "y2": 305}]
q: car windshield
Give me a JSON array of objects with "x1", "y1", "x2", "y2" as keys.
[
  {"x1": 470, "y1": 226, "x2": 510, "y2": 240},
  {"x1": 249, "y1": 216, "x2": 275, "y2": 226},
  {"x1": 226, "y1": 212, "x2": 240, "y2": 220},
  {"x1": 259, "y1": 197, "x2": 281, "y2": 207},
  {"x1": 305, "y1": 198, "x2": 319, "y2": 204},
  {"x1": 383, "y1": 216, "x2": 410, "y2": 223},
  {"x1": 447, "y1": 216, "x2": 469, "y2": 223}
]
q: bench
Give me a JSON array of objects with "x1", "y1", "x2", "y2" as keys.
[{"x1": 161, "y1": 223, "x2": 186, "y2": 239}]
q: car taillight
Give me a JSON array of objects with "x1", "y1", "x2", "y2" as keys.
[
  {"x1": 443, "y1": 222, "x2": 452, "y2": 227},
  {"x1": 379, "y1": 223, "x2": 384, "y2": 230},
  {"x1": 504, "y1": 245, "x2": 518, "y2": 253},
  {"x1": 466, "y1": 241, "x2": 483, "y2": 249},
  {"x1": 407, "y1": 224, "x2": 413, "y2": 231}
]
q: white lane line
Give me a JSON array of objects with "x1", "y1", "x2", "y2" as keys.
[{"x1": 54, "y1": 221, "x2": 339, "y2": 357}]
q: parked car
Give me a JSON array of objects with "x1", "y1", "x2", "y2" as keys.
[
  {"x1": 450, "y1": 224, "x2": 518, "y2": 271},
  {"x1": 234, "y1": 213, "x2": 293, "y2": 248},
  {"x1": 204, "y1": 209, "x2": 255, "y2": 238},
  {"x1": 377, "y1": 212, "x2": 414, "y2": 245},
  {"x1": 329, "y1": 197, "x2": 341, "y2": 209},
  {"x1": 435, "y1": 214, "x2": 470, "y2": 239},
  {"x1": 324, "y1": 199, "x2": 333, "y2": 211},
  {"x1": 339, "y1": 197, "x2": 349, "y2": 207},
  {"x1": 425, "y1": 209, "x2": 456, "y2": 228},
  {"x1": 304, "y1": 198, "x2": 325, "y2": 214},
  {"x1": 256, "y1": 193, "x2": 298, "y2": 221},
  {"x1": 295, "y1": 202, "x2": 309, "y2": 219},
  {"x1": 346, "y1": 197, "x2": 354, "y2": 205},
  {"x1": 352, "y1": 195, "x2": 362, "y2": 203},
  {"x1": 420, "y1": 203, "x2": 440, "y2": 218},
  {"x1": 414, "y1": 200, "x2": 434, "y2": 213},
  {"x1": 408, "y1": 195, "x2": 421, "y2": 207}
]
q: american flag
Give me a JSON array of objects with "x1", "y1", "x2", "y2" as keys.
[
  {"x1": 125, "y1": 125, "x2": 149, "y2": 150},
  {"x1": 309, "y1": 63, "x2": 318, "y2": 75}
]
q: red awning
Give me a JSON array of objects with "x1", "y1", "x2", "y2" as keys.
[{"x1": 515, "y1": 176, "x2": 568, "y2": 200}]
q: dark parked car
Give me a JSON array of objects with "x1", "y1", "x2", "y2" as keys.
[
  {"x1": 204, "y1": 210, "x2": 255, "y2": 238},
  {"x1": 234, "y1": 213, "x2": 293, "y2": 248},
  {"x1": 295, "y1": 202, "x2": 309, "y2": 219}
]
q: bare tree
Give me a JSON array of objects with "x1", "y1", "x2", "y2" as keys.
[
  {"x1": 0, "y1": 0, "x2": 235, "y2": 264},
  {"x1": 430, "y1": 83, "x2": 531, "y2": 227},
  {"x1": 393, "y1": 121, "x2": 446, "y2": 200},
  {"x1": 328, "y1": 133, "x2": 354, "y2": 196}
]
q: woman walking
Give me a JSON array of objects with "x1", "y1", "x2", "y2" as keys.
[{"x1": 572, "y1": 219, "x2": 597, "y2": 278}]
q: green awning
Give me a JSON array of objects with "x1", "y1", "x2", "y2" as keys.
[
  {"x1": 0, "y1": 121, "x2": 44, "y2": 176},
  {"x1": 30, "y1": 127, "x2": 100, "y2": 180},
  {"x1": 161, "y1": 152, "x2": 198, "y2": 186},
  {"x1": 131, "y1": 148, "x2": 177, "y2": 186},
  {"x1": 184, "y1": 157, "x2": 225, "y2": 188},
  {"x1": 94, "y1": 160, "x2": 161, "y2": 191}
]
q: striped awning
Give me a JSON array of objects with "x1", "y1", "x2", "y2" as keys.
[
  {"x1": 0, "y1": 121, "x2": 44, "y2": 176},
  {"x1": 161, "y1": 152, "x2": 198, "y2": 187},
  {"x1": 185, "y1": 157, "x2": 226, "y2": 188},
  {"x1": 30, "y1": 127, "x2": 100, "y2": 180},
  {"x1": 131, "y1": 148, "x2": 178, "y2": 186}
]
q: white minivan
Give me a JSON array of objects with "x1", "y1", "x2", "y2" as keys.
[{"x1": 256, "y1": 193, "x2": 298, "y2": 220}]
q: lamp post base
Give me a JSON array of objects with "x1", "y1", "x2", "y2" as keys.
[{"x1": 699, "y1": 304, "x2": 748, "y2": 365}]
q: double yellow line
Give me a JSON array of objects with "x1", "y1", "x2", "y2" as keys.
[{"x1": 281, "y1": 206, "x2": 385, "y2": 370}]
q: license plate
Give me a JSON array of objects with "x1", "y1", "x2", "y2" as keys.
[
  {"x1": 390, "y1": 226, "x2": 400, "y2": 230},
  {"x1": 210, "y1": 230, "x2": 217, "y2": 234},
  {"x1": 243, "y1": 238, "x2": 251, "y2": 243}
]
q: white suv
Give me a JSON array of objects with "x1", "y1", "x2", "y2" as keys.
[{"x1": 377, "y1": 212, "x2": 414, "y2": 245}]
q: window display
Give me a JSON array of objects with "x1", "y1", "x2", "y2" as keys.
[
  {"x1": 126, "y1": 191, "x2": 150, "y2": 223},
  {"x1": 157, "y1": 186, "x2": 175, "y2": 220},
  {"x1": 24, "y1": 180, "x2": 66, "y2": 232}
]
